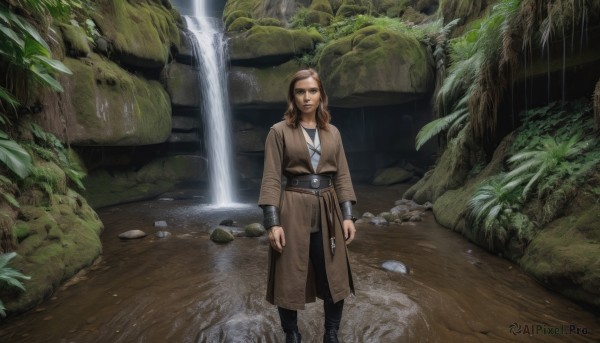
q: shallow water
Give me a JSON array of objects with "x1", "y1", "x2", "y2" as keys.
[{"x1": 0, "y1": 185, "x2": 598, "y2": 343}]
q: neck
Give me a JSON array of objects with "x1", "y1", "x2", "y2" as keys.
[{"x1": 300, "y1": 114, "x2": 316, "y2": 127}]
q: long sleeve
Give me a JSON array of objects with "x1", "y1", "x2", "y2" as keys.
[
  {"x1": 258, "y1": 127, "x2": 284, "y2": 207},
  {"x1": 333, "y1": 131, "x2": 356, "y2": 204}
]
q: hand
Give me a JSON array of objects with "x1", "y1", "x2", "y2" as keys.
[
  {"x1": 268, "y1": 226, "x2": 286, "y2": 253},
  {"x1": 343, "y1": 220, "x2": 356, "y2": 245}
]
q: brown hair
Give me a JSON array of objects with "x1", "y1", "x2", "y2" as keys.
[{"x1": 283, "y1": 69, "x2": 331, "y2": 130}]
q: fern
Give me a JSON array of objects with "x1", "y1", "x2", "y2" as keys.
[{"x1": 0, "y1": 252, "x2": 30, "y2": 317}]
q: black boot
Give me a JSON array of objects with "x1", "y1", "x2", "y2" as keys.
[
  {"x1": 286, "y1": 331, "x2": 302, "y2": 343},
  {"x1": 323, "y1": 328, "x2": 339, "y2": 343}
]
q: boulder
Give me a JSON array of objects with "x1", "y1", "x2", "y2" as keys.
[
  {"x1": 210, "y1": 228, "x2": 235, "y2": 243},
  {"x1": 245, "y1": 223, "x2": 266, "y2": 237},
  {"x1": 47, "y1": 54, "x2": 172, "y2": 146},
  {"x1": 92, "y1": 0, "x2": 181, "y2": 68},
  {"x1": 229, "y1": 60, "x2": 302, "y2": 107},
  {"x1": 162, "y1": 63, "x2": 202, "y2": 107},
  {"x1": 229, "y1": 26, "x2": 321, "y2": 63},
  {"x1": 372, "y1": 167, "x2": 414, "y2": 186},
  {"x1": 317, "y1": 26, "x2": 434, "y2": 107},
  {"x1": 118, "y1": 230, "x2": 147, "y2": 239}
]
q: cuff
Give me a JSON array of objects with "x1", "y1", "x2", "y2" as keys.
[
  {"x1": 262, "y1": 205, "x2": 280, "y2": 229},
  {"x1": 340, "y1": 201, "x2": 354, "y2": 221}
]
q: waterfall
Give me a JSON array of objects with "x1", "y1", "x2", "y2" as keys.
[{"x1": 185, "y1": 2, "x2": 235, "y2": 206}]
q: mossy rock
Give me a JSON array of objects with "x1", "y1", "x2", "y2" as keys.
[
  {"x1": 244, "y1": 223, "x2": 266, "y2": 237},
  {"x1": 317, "y1": 25, "x2": 434, "y2": 107},
  {"x1": 303, "y1": 9, "x2": 334, "y2": 27},
  {"x1": 59, "y1": 54, "x2": 171, "y2": 146},
  {"x1": 92, "y1": 0, "x2": 181, "y2": 68},
  {"x1": 229, "y1": 26, "x2": 322, "y2": 63},
  {"x1": 336, "y1": 4, "x2": 369, "y2": 17},
  {"x1": 59, "y1": 23, "x2": 91, "y2": 57},
  {"x1": 372, "y1": 167, "x2": 414, "y2": 186},
  {"x1": 256, "y1": 17, "x2": 283, "y2": 27},
  {"x1": 223, "y1": 0, "x2": 261, "y2": 21},
  {"x1": 229, "y1": 60, "x2": 304, "y2": 107},
  {"x1": 228, "y1": 17, "x2": 256, "y2": 32},
  {"x1": 224, "y1": 9, "x2": 251, "y2": 28},
  {"x1": 4, "y1": 188, "x2": 102, "y2": 314},
  {"x1": 310, "y1": 0, "x2": 334, "y2": 15},
  {"x1": 520, "y1": 205, "x2": 600, "y2": 307},
  {"x1": 83, "y1": 155, "x2": 207, "y2": 208},
  {"x1": 161, "y1": 62, "x2": 201, "y2": 107},
  {"x1": 210, "y1": 228, "x2": 234, "y2": 243}
]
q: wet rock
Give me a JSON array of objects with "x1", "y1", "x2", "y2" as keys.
[
  {"x1": 422, "y1": 201, "x2": 433, "y2": 211},
  {"x1": 362, "y1": 212, "x2": 375, "y2": 218},
  {"x1": 378, "y1": 212, "x2": 395, "y2": 222},
  {"x1": 219, "y1": 219, "x2": 237, "y2": 226},
  {"x1": 394, "y1": 199, "x2": 412, "y2": 206},
  {"x1": 154, "y1": 220, "x2": 167, "y2": 227},
  {"x1": 354, "y1": 218, "x2": 368, "y2": 224},
  {"x1": 210, "y1": 228, "x2": 234, "y2": 243},
  {"x1": 381, "y1": 260, "x2": 409, "y2": 274},
  {"x1": 369, "y1": 216, "x2": 389, "y2": 226},
  {"x1": 400, "y1": 211, "x2": 423, "y2": 222},
  {"x1": 244, "y1": 223, "x2": 266, "y2": 237},
  {"x1": 118, "y1": 230, "x2": 147, "y2": 239},
  {"x1": 155, "y1": 231, "x2": 171, "y2": 239},
  {"x1": 409, "y1": 215, "x2": 423, "y2": 222},
  {"x1": 390, "y1": 205, "x2": 409, "y2": 217}
]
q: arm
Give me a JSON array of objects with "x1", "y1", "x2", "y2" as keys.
[{"x1": 258, "y1": 127, "x2": 286, "y2": 253}]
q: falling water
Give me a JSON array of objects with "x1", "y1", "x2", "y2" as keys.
[{"x1": 185, "y1": 2, "x2": 235, "y2": 206}]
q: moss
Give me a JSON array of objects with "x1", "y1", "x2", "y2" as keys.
[
  {"x1": 336, "y1": 4, "x2": 369, "y2": 17},
  {"x1": 316, "y1": 25, "x2": 433, "y2": 105},
  {"x1": 310, "y1": 0, "x2": 334, "y2": 15},
  {"x1": 229, "y1": 26, "x2": 321, "y2": 61},
  {"x1": 223, "y1": 0, "x2": 261, "y2": 20},
  {"x1": 304, "y1": 10, "x2": 334, "y2": 27},
  {"x1": 92, "y1": 0, "x2": 181, "y2": 66},
  {"x1": 58, "y1": 23, "x2": 91, "y2": 57},
  {"x1": 520, "y1": 210, "x2": 600, "y2": 306},
  {"x1": 225, "y1": 10, "x2": 251, "y2": 28},
  {"x1": 256, "y1": 17, "x2": 283, "y2": 27},
  {"x1": 63, "y1": 54, "x2": 172, "y2": 145},
  {"x1": 228, "y1": 17, "x2": 256, "y2": 32}
]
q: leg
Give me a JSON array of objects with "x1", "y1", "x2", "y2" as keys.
[
  {"x1": 309, "y1": 231, "x2": 344, "y2": 342},
  {"x1": 278, "y1": 307, "x2": 302, "y2": 342}
]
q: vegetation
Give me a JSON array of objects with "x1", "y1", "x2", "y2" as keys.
[
  {"x1": 0, "y1": 252, "x2": 30, "y2": 317},
  {"x1": 416, "y1": 0, "x2": 600, "y2": 149},
  {"x1": 467, "y1": 100, "x2": 599, "y2": 246}
]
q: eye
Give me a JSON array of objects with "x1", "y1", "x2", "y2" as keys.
[
  {"x1": 295, "y1": 89, "x2": 304, "y2": 95},
  {"x1": 310, "y1": 89, "x2": 319, "y2": 94}
]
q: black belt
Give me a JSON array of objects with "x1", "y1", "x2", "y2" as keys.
[{"x1": 286, "y1": 174, "x2": 333, "y2": 190}]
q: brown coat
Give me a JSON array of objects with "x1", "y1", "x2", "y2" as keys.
[{"x1": 258, "y1": 120, "x2": 356, "y2": 310}]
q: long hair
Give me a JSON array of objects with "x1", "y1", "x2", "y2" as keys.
[{"x1": 283, "y1": 69, "x2": 331, "y2": 130}]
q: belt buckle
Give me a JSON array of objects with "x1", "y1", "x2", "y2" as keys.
[
  {"x1": 291, "y1": 179, "x2": 299, "y2": 186},
  {"x1": 310, "y1": 178, "x2": 320, "y2": 189}
]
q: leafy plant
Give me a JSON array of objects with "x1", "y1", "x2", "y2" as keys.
[
  {"x1": 467, "y1": 175, "x2": 525, "y2": 246},
  {"x1": 0, "y1": 252, "x2": 30, "y2": 317},
  {"x1": 28, "y1": 123, "x2": 85, "y2": 190},
  {"x1": 506, "y1": 135, "x2": 593, "y2": 198},
  {"x1": 0, "y1": 130, "x2": 32, "y2": 179}
]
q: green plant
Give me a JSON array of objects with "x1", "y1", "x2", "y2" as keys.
[
  {"x1": 507, "y1": 135, "x2": 593, "y2": 198},
  {"x1": 28, "y1": 123, "x2": 85, "y2": 190},
  {"x1": 0, "y1": 130, "x2": 32, "y2": 179},
  {"x1": 0, "y1": 252, "x2": 30, "y2": 316},
  {"x1": 467, "y1": 175, "x2": 525, "y2": 246}
]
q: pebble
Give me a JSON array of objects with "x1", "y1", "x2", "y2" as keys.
[
  {"x1": 118, "y1": 230, "x2": 147, "y2": 239},
  {"x1": 155, "y1": 231, "x2": 171, "y2": 238},
  {"x1": 154, "y1": 221, "x2": 167, "y2": 227},
  {"x1": 381, "y1": 260, "x2": 409, "y2": 274}
]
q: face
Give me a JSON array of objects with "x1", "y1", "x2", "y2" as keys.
[{"x1": 293, "y1": 77, "x2": 321, "y2": 117}]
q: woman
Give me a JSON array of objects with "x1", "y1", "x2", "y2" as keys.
[{"x1": 258, "y1": 69, "x2": 357, "y2": 343}]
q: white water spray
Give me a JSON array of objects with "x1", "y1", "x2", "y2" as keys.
[{"x1": 185, "y1": 2, "x2": 235, "y2": 206}]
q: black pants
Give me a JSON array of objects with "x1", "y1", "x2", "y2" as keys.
[{"x1": 278, "y1": 230, "x2": 344, "y2": 333}]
